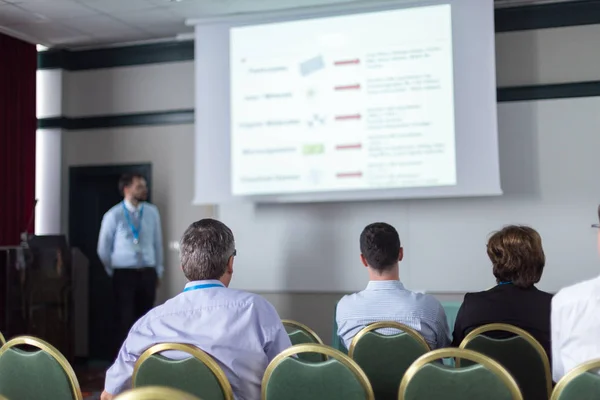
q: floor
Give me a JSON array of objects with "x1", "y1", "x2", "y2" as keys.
[{"x1": 76, "y1": 363, "x2": 107, "y2": 400}]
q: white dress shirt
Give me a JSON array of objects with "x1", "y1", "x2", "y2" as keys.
[
  {"x1": 104, "y1": 280, "x2": 292, "y2": 399},
  {"x1": 336, "y1": 280, "x2": 451, "y2": 350},
  {"x1": 551, "y1": 274, "x2": 600, "y2": 382}
]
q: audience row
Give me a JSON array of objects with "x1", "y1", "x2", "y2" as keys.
[{"x1": 100, "y1": 210, "x2": 600, "y2": 399}]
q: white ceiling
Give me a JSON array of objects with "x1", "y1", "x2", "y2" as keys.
[{"x1": 0, "y1": 0, "x2": 586, "y2": 49}]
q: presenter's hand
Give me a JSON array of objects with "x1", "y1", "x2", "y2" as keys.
[{"x1": 100, "y1": 390, "x2": 115, "y2": 400}]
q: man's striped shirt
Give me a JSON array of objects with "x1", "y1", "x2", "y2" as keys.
[{"x1": 336, "y1": 280, "x2": 451, "y2": 349}]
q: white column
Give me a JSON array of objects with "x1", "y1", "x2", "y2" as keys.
[{"x1": 35, "y1": 68, "x2": 64, "y2": 235}]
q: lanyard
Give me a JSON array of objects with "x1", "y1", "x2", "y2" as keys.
[
  {"x1": 122, "y1": 201, "x2": 144, "y2": 243},
  {"x1": 498, "y1": 281, "x2": 512, "y2": 286},
  {"x1": 183, "y1": 283, "x2": 224, "y2": 292}
]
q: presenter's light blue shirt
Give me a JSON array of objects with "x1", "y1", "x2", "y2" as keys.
[
  {"x1": 97, "y1": 200, "x2": 164, "y2": 278},
  {"x1": 104, "y1": 280, "x2": 292, "y2": 399},
  {"x1": 336, "y1": 280, "x2": 451, "y2": 350}
]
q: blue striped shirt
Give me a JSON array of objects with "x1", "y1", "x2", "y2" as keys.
[
  {"x1": 336, "y1": 280, "x2": 450, "y2": 349},
  {"x1": 97, "y1": 200, "x2": 164, "y2": 278}
]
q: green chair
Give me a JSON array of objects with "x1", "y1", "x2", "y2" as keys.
[
  {"x1": 551, "y1": 359, "x2": 600, "y2": 400},
  {"x1": 0, "y1": 336, "x2": 83, "y2": 400},
  {"x1": 349, "y1": 322, "x2": 430, "y2": 400},
  {"x1": 282, "y1": 319, "x2": 326, "y2": 362},
  {"x1": 398, "y1": 348, "x2": 523, "y2": 400},
  {"x1": 459, "y1": 323, "x2": 552, "y2": 400},
  {"x1": 115, "y1": 386, "x2": 202, "y2": 400},
  {"x1": 262, "y1": 343, "x2": 374, "y2": 400},
  {"x1": 133, "y1": 343, "x2": 233, "y2": 400}
]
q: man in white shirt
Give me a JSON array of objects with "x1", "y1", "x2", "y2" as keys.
[
  {"x1": 100, "y1": 219, "x2": 292, "y2": 400},
  {"x1": 551, "y1": 208, "x2": 600, "y2": 382}
]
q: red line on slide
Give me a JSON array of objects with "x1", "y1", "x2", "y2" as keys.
[
  {"x1": 335, "y1": 114, "x2": 361, "y2": 120},
  {"x1": 334, "y1": 59, "x2": 360, "y2": 66},
  {"x1": 336, "y1": 143, "x2": 362, "y2": 150},
  {"x1": 334, "y1": 84, "x2": 361, "y2": 91},
  {"x1": 337, "y1": 172, "x2": 363, "y2": 178}
]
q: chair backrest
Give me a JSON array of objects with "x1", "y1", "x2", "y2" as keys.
[
  {"x1": 348, "y1": 322, "x2": 430, "y2": 400},
  {"x1": 459, "y1": 323, "x2": 552, "y2": 400},
  {"x1": 262, "y1": 344, "x2": 374, "y2": 400},
  {"x1": 0, "y1": 336, "x2": 82, "y2": 400},
  {"x1": 115, "y1": 386, "x2": 202, "y2": 400},
  {"x1": 133, "y1": 343, "x2": 233, "y2": 400},
  {"x1": 398, "y1": 348, "x2": 523, "y2": 400},
  {"x1": 282, "y1": 319, "x2": 326, "y2": 362},
  {"x1": 551, "y1": 359, "x2": 600, "y2": 400}
]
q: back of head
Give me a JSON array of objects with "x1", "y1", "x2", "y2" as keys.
[
  {"x1": 487, "y1": 225, "x2": 545, "y2": 288},
  {"x1": 180, "y1": 219, "x2": 235, "y2": 281},
  {"x1": 360, "y1": 222, "x2": 401, "y2": 272}
]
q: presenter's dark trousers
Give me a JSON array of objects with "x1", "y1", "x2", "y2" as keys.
[{"x1": 113, "y1": 267, "x2": 157, "y2": 350}]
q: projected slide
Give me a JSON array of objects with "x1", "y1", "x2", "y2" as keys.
[{"x1": 230, "y1": 4, "x2": 456, "y2": 196}]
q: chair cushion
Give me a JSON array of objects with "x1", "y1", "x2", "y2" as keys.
[
  {"x1": 463, "y1": 335, "x2": 548, "y2": 399},
  {"x1": 135, "y1": 354, "x2": 225, "y2": 399},
  {"x1": 353, "y1": 331, "x2": 427, "y2": 400},
  {"x1": 265, "y1": 357, "x2": 368, "y2": 400},
  {"x1": 403, "y1": 363, "x2": 513, "y2": 400},
  {"x1": 286, "y1": 330, "x2": 326, "y2": 362},
  {"x1": 0, "y1": 347, "x2": 74, "y2": 400},
  {"x1": 558, "y1": 372, "x2": 600, "y2": 400}
]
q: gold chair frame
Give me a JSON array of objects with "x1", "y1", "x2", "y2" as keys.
[
  {"x1": 459, "y1": 323, "x2": 552, "y2": 397},
  {"x1": 0, "y1": 335, "x2": 83, "y2": 400},
  {"x1": 281, "y1": 319, "x2": 325, "y2": 345},
  {"x1": 348, "y1": 321, "x2": 430, "y2": 358},
  {"x1": 115, "y1": 386, "x2": 201, "y2": 400},
  {"x1": 0, "y1": 331, "x2": 5, "y2": 346},
  {"x1": 550, "y1": 358, "x2": 600, "y2": 400},
  {"x1": 133, "y1": 343, "x2": 234, "y2": 400},
  {"x1": 398, "y1": 348, "x2": 523, "y2": 400},
  {"x1": 261, "y1": 343, "x2": 375, "y2": 400}
]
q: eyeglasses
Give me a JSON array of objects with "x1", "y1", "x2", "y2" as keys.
[
  {"x1": 592, "y1": 224, "x2": 600, "y2": 229},
  {"x1": 232, "y1": 249, "x2": 237, "y2": 257}
]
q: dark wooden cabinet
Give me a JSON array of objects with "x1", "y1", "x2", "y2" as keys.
[{"x1": 0, "y1": 236, "x2": 73, "y2": 360}]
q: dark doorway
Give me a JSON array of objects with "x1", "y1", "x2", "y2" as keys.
[{"x1": 69, "y1": 163, "x2": 152, "y2": 361}]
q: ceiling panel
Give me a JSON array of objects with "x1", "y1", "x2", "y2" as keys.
[
  {"x1": 0, "y1": 0, "x2": 589, "y2": 49},
  {"x1": 0, "y1": 2, "x2": 47, "y2": 26},
  {"x1": 17, "y1": 0, "x2": 98, "y2": 19},
  {"x1": 79, "y1": 0, "x2": 162, "y2": 13}
]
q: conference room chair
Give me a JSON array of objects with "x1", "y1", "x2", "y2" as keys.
[
  {"x1": 348, "y1": 322, "x2": 430, "y2": 400},
  {"x1": 551, "y1": 359, "x2": 600, "y2": 400},
  {"x1": 398, "y1": 348, "x2": 523, "y2": 400},
  {"x1": 458, "y1": 323, "x2": 551, "y2": 400},
  {"x1": 133, "y1": 343, "x2": 234, "y2": 400},
  {"x1": 282, "y1": 319, "x2": 326, "y2": 362},
  {"x1": 262, "y1": 343, "x2": 374, "y2": 400},
  {"x1": 0, "y1": 335, "x2": 83, "y2": 400},
  {"x1": 115, "y1": 386, "x2": 202, "y2": 400}
]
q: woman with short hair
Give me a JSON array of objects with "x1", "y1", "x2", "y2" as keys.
[{"x1": 451, "y1": 225, "x2": 552, "y2": 358}]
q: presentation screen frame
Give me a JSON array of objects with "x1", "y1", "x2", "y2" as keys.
[{"x1": 191, "y1": 0, "x2": 501, "y2": 204}]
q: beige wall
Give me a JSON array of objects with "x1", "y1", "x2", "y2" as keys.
[{"x1": 59, "y1": 25, "x2": 599, "y2": 342}]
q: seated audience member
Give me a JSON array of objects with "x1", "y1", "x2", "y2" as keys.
[
  {"x1": 101, "y1": 219, "x2": 292, "y2": 400},
  {"x1": 336, "y1": 222, "x2": 450, "y2": 350},
  {"x1": 451, "y1": 225, "x2": 552, "y2": 358},
  {"x1": 552, "y1": 206, "x2": 600, "y2": 382}
]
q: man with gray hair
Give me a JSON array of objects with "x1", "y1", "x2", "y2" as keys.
[{"x1": 101, "y1": 219, "x2": 292, "y2": 400}]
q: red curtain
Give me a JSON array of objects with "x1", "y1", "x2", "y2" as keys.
[{"x1": 0, "y1": 34, "x2": 36, "y2": 246}]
